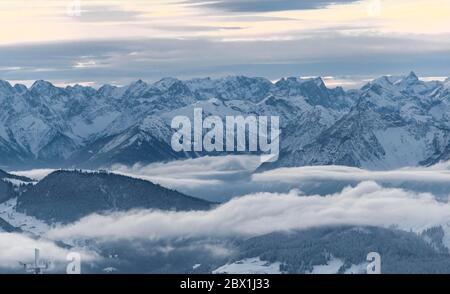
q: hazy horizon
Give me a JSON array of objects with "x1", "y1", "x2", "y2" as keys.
[{"x1": 1, "y1": 72, "x2": 448, "y2": 90}]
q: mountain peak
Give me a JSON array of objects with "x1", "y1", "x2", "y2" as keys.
[
  {"x1": 443, "y1": 78, "x2": 450, "y2": 89},
  {"x1": 97, "y1": 84, "x2": 118, "y2": 96},
  {"x1": 308, "y1": 77, "x2": 326, "y2": 88},
  {"x1": 363, "y1": 76, "x2": 396, "y2": 92},
  {"x1": 403, "y1": 71, "x2": 419, "y2": 83},
  {"x1": 408, "y1": 70, "x2": 418, "y2": 77},
  {"x1": 276, "y1": 76, "x2": 326, "y2": 89},
  {"x1": 275, "y1": 76, "x2": 299, "y2": 86},
  {"x1": 129, "y1": 79, "x2": 147, "y2": 88},
  {"x1": 154, "y1": 77, "x2": 180, "y2": 90},
  {"x1": 0, "y1": 80, "x2": 14, "y2": 94},
  {"x1": 125, "y1": 79, "x2": 149, "y2": 96},
  {"x1": 30, "y1": 80, "x2": 55, "y2": 92},
  {"x1": 12, "y1": 84, "x2": 27, "y2": 95}
]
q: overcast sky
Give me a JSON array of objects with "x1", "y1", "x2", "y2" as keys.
[{"x1": 0, "y1": 0, "x2": 449, "y2": 87}]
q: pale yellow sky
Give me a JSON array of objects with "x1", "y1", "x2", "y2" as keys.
[
  {"x1": 0, "y1": 0, "x2": 449, "y2": 84},
  {"x1": 0, "y1": 0, "x2": 449, "y2": 44}
]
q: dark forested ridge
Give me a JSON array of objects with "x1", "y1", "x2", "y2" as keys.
[
  {"x1": 16, "y1": 170, "x2": 214, "y2": 223},
  {"x1": 0, "y1": 169, "x2": 34, "y2": 203},
  {"x1": 233, "y1": 226, "x2": 450, "y2": 274}
]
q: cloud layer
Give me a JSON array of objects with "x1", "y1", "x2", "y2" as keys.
[
  {"x1": 46, "y1": 181, "x2": 450, "y2": 243},
  {"x1": 11, "y1": 169, "x2": 56, "y2": 181},
  {"x1": 183, "y1": 0, "x2": 358, "y2": 12},
  {"x1": 111, "y1": 156, "x2": 450, "y2": 200},
  {"x1": 111, "y1": 155, "x2": 264, "y2": 201},
  {"x1": 7, "y1": 160, "x2": 450, "y2": 270},
  {"x1": 1, "y1": 34, "x2": 450, "y2": 87},
  {"x1": 253, "y1": 162, "x2": 450, "y2": 184}
]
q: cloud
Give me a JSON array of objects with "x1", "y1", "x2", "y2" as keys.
[
  {"x1": 71, "y1": 5, "x2": 142, "y2": 23},
  {"x1": 1, "y1": 33, "x2": 449, "y2": 85},
  {"x1": 0, "y1": 233, "x2": 97, "y2": 269},
  {"x1": 111, "y1": 155, "x2": 263, "y2": 201},
  {"x1": 10, "y1": 169, "x2": 56, "y2": 181},
  {"x1": 153, "y1": 25, "x2": 246, "y2": 32},
  {"x1": 46, "y1": 181, "x2": 450, "y2": 242},
  {"x1": 10, "y1": 159, "x2": 450, "y2": 260},
  {"x1": 253, "y1": 163, "x2": 450, "y2": 184},
  {"x1": 110, "y1": 156, "x2": 450, "y2": 201},
  {"x1": 12, "y1": 156, "x2": 450, "y2": 202},
  {"x1": 183, "y1": 0, "x2": 359, "y2": 12},
  {"x1": 112, "y1": 155, "x2": 260, "y2": 185}
]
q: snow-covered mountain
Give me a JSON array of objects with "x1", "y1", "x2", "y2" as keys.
[
  {"x1": 0, "y1": 72, "x2": 449, "y2": 170},
  {"x1": 263, "y1": 72, "x2": 450, "y2": 170},
  {"x1": 0, "y1": 75, "x2": 354, "y2": 169}
]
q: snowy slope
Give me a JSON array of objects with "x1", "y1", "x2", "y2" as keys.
[
  {"x1": 0, "y1": 198, "x2": 50, "y2": 235},
  {"x1": 212, "y1": 257, "x2": 283, "y2": 274}
]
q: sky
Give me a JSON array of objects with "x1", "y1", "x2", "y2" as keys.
[{"x1": 0, "y1": 0, "x2": 449, "y2": 87}]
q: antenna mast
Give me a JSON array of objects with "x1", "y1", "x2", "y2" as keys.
[{"x1": 20, "y1": 248, "x2": 50, "y2": 274}]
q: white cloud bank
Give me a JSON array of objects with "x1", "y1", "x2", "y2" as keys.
[
  {"x1": 11, "y1": 156, "x2": 450, "y2": 201},
  {"x1": 111, "y1": 155, "x2": 263, "y2": 201},
  {"x1": 110, "y1": 156, "x2": 450, "y2": 200},
  {"x1": 6, "y1": 157, "x2": 450, "y2": 271},
  {"x1": 112, "y1": 155, "x2": 260, "y2": 186},
  {"x1": 46, "y1": 181, "x2": 450, "y2": 242},
  {"x1": 253, "y1": 162, "x2": 450, "y2": 183},
  {"x1": 10, "y1": 169, "x2": 56, "y2": 181}
]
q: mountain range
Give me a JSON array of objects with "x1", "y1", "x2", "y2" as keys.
[{"x1": 1, "y1": 72, "x2": 449, "y2": 170}]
